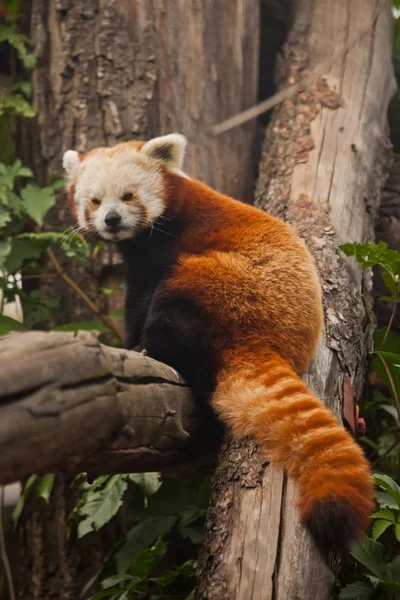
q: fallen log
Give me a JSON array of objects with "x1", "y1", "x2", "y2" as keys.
[{"x1": 0, "y1": 330, "x2": 211, "y2": 485}]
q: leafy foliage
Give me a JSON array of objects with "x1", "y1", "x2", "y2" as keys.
[
  {"x1": 72, "y1": 475, "x2": 212, "y2": 599},
  {"x1": 339, "y1": 240, "x2": 400, "y2": 598},
  {"x1": 0, "y1": 22, "x2": 35, "y2": 69},
  {"x1": 340, "y1": 476, "x2": 400, "y2": 599},
  {"x1": 90, "y1": 539, "x2": 196, "y2": 600},
  {"x1": 0, "y1": 158, "x2": 94, "y2": 330},
  {"x1": 341, "y1": 241, "x2": 400, "y2": 469},
  {"x1": 73, "y1": 475, "x2": 129, "y2": 538}
]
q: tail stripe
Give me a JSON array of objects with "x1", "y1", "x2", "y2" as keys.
[{"x1": 213, "y1": 349, "x2": 374, "y2": 552}]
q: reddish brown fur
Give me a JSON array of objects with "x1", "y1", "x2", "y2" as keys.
[
  {"x1": 69, "y1": 145, "x2": 374, "y2": 550},
  {"x1": 161, "y1": 174, "x2": 374, "y2": 541}
]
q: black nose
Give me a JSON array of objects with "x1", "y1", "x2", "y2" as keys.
[{"x1": 104, "y1": 211, "x2": 121, "y2": 229}]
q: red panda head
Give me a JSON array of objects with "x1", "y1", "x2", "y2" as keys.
[{"x1": 63, "y1": 134, "x2": 187, "y2": 241}]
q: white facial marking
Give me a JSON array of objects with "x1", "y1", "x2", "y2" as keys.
[
  {"x1": 66, "y1": 134, "x2": 189, "y2": 241},
  {"x1": 71, "y1": 147, "x2": 166, "y2": 240}
]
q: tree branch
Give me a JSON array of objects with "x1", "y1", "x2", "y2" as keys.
[
  {"x1": 0, "y1": 331, "x2": 213, "y2": 485},
  {"x1": 46, "y1": 248, "x2": 123, "y2": 343}
]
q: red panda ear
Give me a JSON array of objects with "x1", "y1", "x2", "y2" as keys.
[
  {"x1": 141, "y1": 134, "x2": 187, "y2": 172},
  {"x1": 63, "y1": 150, "x2": 84, "y2": 180}
]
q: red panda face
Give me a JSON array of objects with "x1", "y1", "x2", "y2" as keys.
[{"x1": 63, "y1": 134, "x2": 187, "y2": 241}]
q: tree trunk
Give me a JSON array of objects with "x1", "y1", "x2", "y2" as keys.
[
  {"x1": 196, "y1": 1, "x2": 396, "y2": 599},
  {"x1": 16, "y1": 1, "x2": 260, "y2": 598}
]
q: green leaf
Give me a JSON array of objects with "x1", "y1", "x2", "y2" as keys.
[
  {"x1": 0, "y1": 314, "x2": 26, "y2": 335},
  {"x1": 101, "y1": 575, "x2": 134, "y2": 591},
  {"x1": 0, "y1": 93, "x2": 35, "y2": 119},
  {"x1": 372, "y1": 519, "x2": 393, "y2": 540},
  {"x1": 37, "y1": 474, "x2": 55, "y2": 504},
  {"x1": 77, "y1": 476, "x2": 128, "y2": 538},
  {"x1": 0, "y1": 205, "x2": 11, "y2": 227},
  {"x1": 340, "y1": 241, "x2": 400, "y2": 275},
  {"x1": 374, "y1": 474, "x2": 400, "y2": 508},
  {"x1": 22, "y1": 289, "x2": 59, "y2": 329},
  {"x1": 387, "y1": 555, "x2": 400, "y2": 583},
  {"x1": 0, "y1": 240, "x2": 12, "y2": 267},
  {"x1": 350, "y1": 537, "x2": 387, "y2": 579},
  {"x1": 374, "y1": 350, "x2": 400, "y2": 362},
  {"x1": 151, "y1": 560, "x2": 197, "y2": 587},
  {"x1": 60, "y1": 234, "x2": 90, "y2": 263},
  {"x1": 373, "y1": 328, "x2": 400, "y2": 399},
  {"x1": 128, "y1": 539, "x2": 166, "y2": 580},
  {"x1": 115, "y1": 516, "x2": 176, "y2": 573},
  {"x1": 380, "y1": 404, "x2": 400, "y2": 424},
  {"x1": 339, "y1": 581, "x2": 376, "y2": 599},
  {"x1": 381, "y1": 580, "x2": 400, "y2": 593},
  {"x1": 20, "y1": 183, "x2": 56, "y2": 225},
  {"x1": 12, "y1": 474, "x2": 37, "y2": 525},
  {"x1": 0, "y1": 23, "x2": 36, "y2": 69},
  {"x1": 100, "y1": 287, "x2": 115, "y2": 296},
  {"x1": 379, "y1": 270, "x2": 400, "y2": 303},
  {"x1": 375, "y1": 491, "x2": 399, "y2": 510},
  {"x1": 4, "y1": 237, "x2": 46, "y2": 272},
  {"x1": 129, "y1": 473, "x2": 162, "y2": 498},
  {"x1": 371, "y1": 510, "x2": 396, "y2": 522}
]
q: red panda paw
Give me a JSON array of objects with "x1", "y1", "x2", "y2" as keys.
[{"x1": 303, "y1": 497, "x2": 364, "y2": 556}]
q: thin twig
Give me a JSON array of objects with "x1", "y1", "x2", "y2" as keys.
[
  {"x1": 377, "y1": 354, "x2": 400, "y2": 418},
  {"x1": 46, "y1": 248, "x2": 123, "y2": 342},
  {"x1": 22, "y1": 273, "x2": 58, "y2": 280},
  {"x1": 371, "y1": 437, "x2": 400, "y2": 467},
  {"x1": 381, "y1": 274, "x2": 398, "y2": 349},
  {"x1": 210, "y1": 0, "x2": 382, "y2": 136},
  {"x1": 0, "y1": 289, "x2": 5, "y2": 316},
  {"x1": 0, "y1": 486, "x2": 16, "y2": 600},
  {"x1": 209, "y1": 77, "x2": 316, "y2": 136}
]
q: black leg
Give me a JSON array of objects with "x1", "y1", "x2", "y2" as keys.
[{"x1": 141, "y1": 290, "x2": 213, "y2": 394}]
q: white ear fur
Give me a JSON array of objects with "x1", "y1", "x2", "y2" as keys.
[
  {"x1": 63, "y1": 150, "x2": 81, "y2": 180},
  {"x1": 141, "y1": 134, "x2": 187, "y2": 172}
]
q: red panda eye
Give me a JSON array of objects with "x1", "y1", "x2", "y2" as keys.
[
  {"x1": 122, "y1": 192, "x2": 133, "y2": 202},
  {"x1": 91, "y1": 198, "x2": 101, "y2": 206}
]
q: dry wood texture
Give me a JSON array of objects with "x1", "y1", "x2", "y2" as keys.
[
  {"x1": 196, "y1": 1, "x2": 397, "y2": 599},
  {"x1": 0, "y1": 330, "x2": 208, "y2": 486}
]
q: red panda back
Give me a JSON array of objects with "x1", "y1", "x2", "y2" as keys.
[{"x1": 65, "y1": 136, "x2": 373, "y2": 554}]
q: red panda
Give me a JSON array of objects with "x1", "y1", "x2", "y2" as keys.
[{"x1": 63, "y1": 133, "x2": 374, "y2": 555}]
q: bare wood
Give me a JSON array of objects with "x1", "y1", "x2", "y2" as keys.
[
  {"x1": 153, "y1": 0, "x2": 260, "y2": 202},
  {"x1": 209, "y1": 0, "x2": 381, "y2": 138},
  {"x1": 197, "y1": 1, "x2": 397, "y2": 599},
  {"x1": 0, "y1": 330, "x2": 209, "y2": 486}
]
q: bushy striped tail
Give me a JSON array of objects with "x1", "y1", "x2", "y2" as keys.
[{"x1": 212, "y1": 350, "x2": 374, "y2": 554}]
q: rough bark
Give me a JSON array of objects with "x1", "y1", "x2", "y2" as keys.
[
  {"x1": 16, "y1": 1, "x2": 260, "y2": 598},
  {"x1": 197, "y1": 1, "x2": 397, "y2": 599},
  {"x1": 0, "y1": 330, "x2": 218, "y2": 485},
  {"x1": 20, "y1": 0, "x2": 260, "y2": 324}
]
